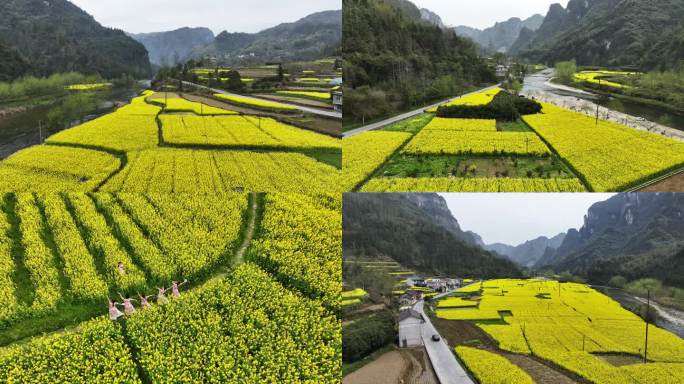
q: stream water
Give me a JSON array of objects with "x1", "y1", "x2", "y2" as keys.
[
  {"x1": 0, "y1": 86, "x2": 141, "y2": 159},
  {"x1": 522, "y1": 69, "x2": 684, "y2": 131},
  {"x1": 597, "y1": 287, "x2": 684, "y2": 339}
]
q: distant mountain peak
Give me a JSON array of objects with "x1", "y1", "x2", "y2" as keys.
[{"x1": 453, "y1": 13, "x2": 545, "y2": 53}]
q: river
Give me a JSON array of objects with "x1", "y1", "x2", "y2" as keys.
[
  {"x1": 0, "y1": 86, "x2": 141, "y2": 159},
  {"x1": 522, "y1": 69, "x2": 684, "y2": 132},
  {"x1": 596, "y1": 287, "x2": 684, "y2": 339}
]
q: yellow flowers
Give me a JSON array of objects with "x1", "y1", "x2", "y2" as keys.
[
  {"x1": 361, "y1": 177, "x2": 586, "y2": 192},
  {"x1": 426, "y1": 87, "x2": 502, "y2": 112},
  {"x1": 160, "y1": 114, "x2": 341, "y2": 150},
  {"x1": 402, "y1": 131, "x2": 551, "y2": 156},
  {"x1": 573, "y1": 70, "x2": 638, "y2": 89},
  {"x1": 101, "y1": 148, "x2": 341, "y2": 195},
  {"x1": 455, "y1": 346, "x2": 534, "y2": 384},
  {"x1": 47, "y1": 93, "x2": 161, "y2": 152},
  {"x1": 0, "y1": 318, "x2": 141, "y2": 383},
  {"x1": 126, "y1": 263, "x2": 341, "y2": 383},
  {"x1": 440, "y1": 279, "x2": 684, "y2": 383},
  {"x1": 276, "y1": 90, "x2": 331, "y2": 100},
  {"x1": 0, "y1": 145, "x2": 120, "y2": 193},
  {"x1": 249, "y1": 194, "x2": 341, "y2": 310},
  {"x1": 523, "y1": 102, "x2": 684, "y2": 191},
  {"x1": 65, "y1": 83, "x2": 112, "y2": 91},
  {"x1": 342, "y1": 131, "x2": 413, "y2": 191},
  {"x1": 341, "y1": 288, "x2": 368, "y2": 299},
  {"x1": 213, "y1": 93, "x2": 298, "y2": 112},
  {"x1": 422, "y1": 118, "x2": 497, "y2": 132},
  {"x1": 149, "y1": 97, "x2": 238, "y2": 115}
]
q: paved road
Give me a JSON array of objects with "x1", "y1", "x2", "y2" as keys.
[
  {"x1": 343, "y1": 84, "x2": 501, "y2": 138},
  {"x1": 414, "y1": 300, "x2": 474, "y2": 384},
  {"x1": 179, "y1": 80, "x2": 342, "y2": 119}
]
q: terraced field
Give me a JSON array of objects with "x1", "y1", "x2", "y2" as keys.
[
  {"x1": 344, "y1": 88, "x2": 684, "y2": 192},
  {"x1": 0, "y1": 91, "x2": 341, "y2": 195}
]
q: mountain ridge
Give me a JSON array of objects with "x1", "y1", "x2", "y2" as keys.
[
  {"x1": 454, "y1": 14, "x2": 544, "y2": 53},
  {"x1": 0, "y1": 0, "x2": 151, "y2": 80}
]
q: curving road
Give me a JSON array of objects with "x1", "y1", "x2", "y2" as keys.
[
  {"x1": 414, "y1": 299, "x2": 474, "y2": 384},
  {"x1": 179, "y1": 80, "x2": 341, "y2": 119},
  {"x1": 343, "y1": 84, "x2": 502, "y2": 138}
]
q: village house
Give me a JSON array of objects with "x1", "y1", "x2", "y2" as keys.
[{"x1": 398, "y1": 309, "x2": 425, "y2": 348}]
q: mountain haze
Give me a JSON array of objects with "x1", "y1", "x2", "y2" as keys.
[
  {"x1": 0, "y1": 0, "x2": 151, "y2": 80},
  {"x1": 343, "y1": 193, "x2": 522, "y2": 278},
  {"x1": 486, "y1": 233, "x2": 566, "y2": 268},
  {"x1": 191, "y1": 10, "x2": 341, "y2": 64},
  {"x1": 454, "y1": 14, "x2": 544, "y2": 53},
  {"x1": 512, "y1": 0, "x2": 684, "y2": 69},
  {"x1": 130, "y1": 27, "x2": 215, "y2": 66},
  {"x1": 537, "y1": 193, "x2": 684, "y2": 286}
]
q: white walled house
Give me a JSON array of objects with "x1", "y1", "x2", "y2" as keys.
[
  {"x1": 398, "y1": 309, "x2": 425, "y2": 348},
  {"x1": 406, "y1": 276, "x2": 426, "y2": 287}
]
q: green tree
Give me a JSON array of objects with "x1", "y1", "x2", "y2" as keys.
[{"x1": 554, "y1": 60, "x2": 577, "y2": 84}]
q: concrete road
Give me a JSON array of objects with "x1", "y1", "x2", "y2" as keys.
[
  {"x1": 179, "y1": 80, "x2": 342, "y2": 119},
  {"x1": 343, "y1": 84, "x2": 501, "y2": 138},
  {"x1": 414, "y1": 300, "x2": 474, "y2": 384}
]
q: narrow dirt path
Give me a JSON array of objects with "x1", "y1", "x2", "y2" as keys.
[{"x1": 232, "y1": 192, "x2": 258, "y2": 267}]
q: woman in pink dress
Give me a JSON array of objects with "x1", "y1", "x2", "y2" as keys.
[
  {"x1": 170, "y1": 279, "x2": 189, "y2": 299},
  {"x1": 108, "y1": 299, "x2": 123, "y2": 321},
  {"x1": 119, "y1": 294, "x2": 137, "y2": 316},
  {"x1": 156, "y1": 287, "x2": 169, "y2": 304},
  {"x1": 138, "y1": 293, "x2": 153, "y2": 309}
]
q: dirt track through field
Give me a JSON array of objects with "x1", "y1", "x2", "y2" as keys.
[{"x1": 343, "y1": 349, "x2": 438, "y2": 384}]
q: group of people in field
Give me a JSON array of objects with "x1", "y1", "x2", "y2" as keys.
[{"x1": 108, "y1": 262, "x2": 188, "y2": 320}]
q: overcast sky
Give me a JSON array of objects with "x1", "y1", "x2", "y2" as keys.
[
  {"x1": 441, "y1": 193, "x2": 615, "y2": 245},
  {"x1": 411, "y1": 0, "x2": 563, "y2": 29},
  {"x1": 69, "y1": 0, "x2": 341, "y2": 34}
]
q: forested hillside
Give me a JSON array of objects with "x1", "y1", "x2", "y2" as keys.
[
  {"x1": 513, "y1": 0, "x2": 684, "y2": 69},
  {"x1": 0, "y1": 0, "x2": 151, "y2": 80},
  {"x1": 343, "y1": 0, "x2": 495, "y2": 125},
  {"x1": 192, "y1": 10, "x2": 341, "y2": 65},
  {"x1": 129, "y1": 27, "x2": 215, "y2": 66},
  {"x1": 537, "y1": 193, "x2": 684, "y2": 286},
  {"x1": 342, "y1": 193, "x2": 522, "y2": 278}
]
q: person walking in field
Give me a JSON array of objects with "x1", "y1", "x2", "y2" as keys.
[
  {"x1": 119, "y1": 294, "x2": 137, "y2": 316},
  {"x1": 108, "y1": 299, "x2": 124, "y2": 321},
  {"x1": 138, "y1": 293, "x2": 153, "y2": 309},
  {"x1": 170, "y1": 279, "x2": 189, "y2": 299},
  {"x1": 117, "y1": 261, "x2": 126, "y2": 275},
  {"x1": 156, "y1": 287, "x2": 169, "y2": 304}
]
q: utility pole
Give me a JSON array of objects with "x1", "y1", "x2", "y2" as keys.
[
  {"x1": 644, "y1": 289, "x2": 650, "y2": 363},
  {"x1": 595, "y1": 78, "x2": 601, "y2": 127}
]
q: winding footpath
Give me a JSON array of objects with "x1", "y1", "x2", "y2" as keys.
[
  {"x1": 413, "y1": 299, "x2": 474, "y2": 384},
  {"x1": 343, "y1": 84, "x2": 502, "y2": 138}
]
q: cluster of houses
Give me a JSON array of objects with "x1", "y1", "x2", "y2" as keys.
[{"x1": 397, "y1": 275, "x2": 468, "y2": 348}]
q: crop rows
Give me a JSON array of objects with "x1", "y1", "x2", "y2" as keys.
[
  {"x1": 455, "y1": 346, "x2": 533, "y2": 384},
  {"x1": 523, "y1": 102, "x2": 684, "y2": 191},
  {"x1": 342, "y1": 131, "x2": 413, "y2": 191},
  {"x1": 102, "y1": 148, "x2": 340, "y2": 195},
  {"x1": 0, "y1": 146, "x2": 120, "y2": 193},
  {"x1": 47, "y1": 91, "x2": 161, "y2": 152},
  {"x1": 213, "y1": 93, "x2": 298, "y2": 112},
  {"x1": 249, "y1": 194, "x2": 341, "y2": 310},
  {"x1": 422, "y1": 118, "x2": 497, "y2": 131},
  {"x1": 439, "y1": 279, "x2": 684, "y2": 383},
  {"x1": 149, "y1": 96, "x2": 238, "y2": 115},
  {"x1": 126, "y1": 263, "x2": 340, "y2": 383},
  {"x1": 360, "y1": 177, "x2": 586, "y2": 192},
  {"x1": 276, "y1": 90, "x2": 331, "y2": 100},
  {"x1": 402, "y1": 130, "x2": 550, "y2": 156},
  {"x1": 160, "y1": 114, "x2": 340, "y2": 150},
  {"x1": 0, "y1": 192, "x2": 247, "y2": 325},
  {"x1": 426, "y1": 87, "x2": 501, "y2": 112}
]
